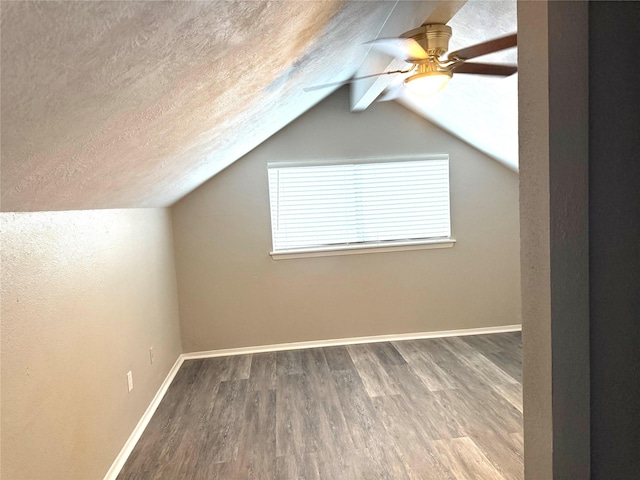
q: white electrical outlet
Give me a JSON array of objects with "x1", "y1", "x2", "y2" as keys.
[
  {"x1": 149, "y1": 347, "x2": 154, "y2": 365},
  {"x1": 127, "y1": 371, "x2": 133, "y2": 392}
]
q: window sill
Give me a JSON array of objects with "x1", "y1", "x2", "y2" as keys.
[{"x1": 270, "y1": 238, "x2": 456, "y2": 260}]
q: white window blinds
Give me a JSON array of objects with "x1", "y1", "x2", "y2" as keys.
[{"x1": 267, "y1": 155, "x2": 451, "y2": 253}]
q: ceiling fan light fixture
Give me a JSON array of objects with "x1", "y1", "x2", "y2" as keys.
[{"x1": 404, "y1": 70, "x2": 452, "y2": 96}]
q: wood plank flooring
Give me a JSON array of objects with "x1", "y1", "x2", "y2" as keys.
[{"x1": 118, "y1": 332, "x2": 522, "y2": 480}]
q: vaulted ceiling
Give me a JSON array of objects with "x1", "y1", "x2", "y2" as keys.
[{"x1": 1, "y1": 1, "x2": 516, "y2": 212}]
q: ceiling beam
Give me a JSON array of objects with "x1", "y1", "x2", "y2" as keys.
[{"x1": 350, "y1": 0, "x2": 466, "y2": 112}]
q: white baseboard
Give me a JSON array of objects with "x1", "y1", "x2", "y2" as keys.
[
  {"x1": 103, "y1": 355, "x2": 184, "y2": 480},
  {"x1": 182, "y1": 324, "x2": 522, "y2": 360},
  {"x1": 104, "y1": 323, "x2": 521, "y2": 479}
]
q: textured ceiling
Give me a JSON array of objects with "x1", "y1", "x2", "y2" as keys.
[
  {"x1": 1, "y1": 0, "x2": 517, "y2": 212},
  {"x1": 1, "y1": 1, "x2": 398, "y2": 211}
]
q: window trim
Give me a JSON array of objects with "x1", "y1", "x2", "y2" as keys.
[
  {"x1": 267, "y1": 154, "x2": 454, "y2": 259},
  {"x1": 267, "y1": 153, "x2": 448, "y2": 169},
  {"x1": 270, "y1": 237, "x2": 456, "y2": 260}
]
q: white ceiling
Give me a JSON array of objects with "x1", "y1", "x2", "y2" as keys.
[{"x1": 1, "y1": 0, "x2": 517, "y2": 212}]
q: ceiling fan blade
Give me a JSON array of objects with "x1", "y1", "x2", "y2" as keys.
[
  {"x1": 376, "y1": 77, "x2": 406, "y2": 102},
  {"x1": 447, "y1": 33, "x2": 517, "y2": 61},
  {"x1": 453, "y1": 62, "x2": 517, "y2": 76},
  {"x1": 304, "y1": 68, "x2": 413, "y2": 92},
  {"x1": 366, "y1": 38, "x2": 429, "y2": 62}
]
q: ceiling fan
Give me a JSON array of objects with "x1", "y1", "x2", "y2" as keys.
[{"x1": 306, "y1": 24, "x2": 517, "y2": 98}]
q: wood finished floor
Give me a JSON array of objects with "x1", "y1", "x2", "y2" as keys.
[{"x1": 118, "y1": 332, "x2": 522, "y2": 480}]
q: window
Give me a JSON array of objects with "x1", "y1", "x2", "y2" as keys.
[{"x1": 267, "y1": 155, "x2": 455, "y2": 259}]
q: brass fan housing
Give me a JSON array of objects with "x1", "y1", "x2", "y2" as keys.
[
  {"x1": 401, "y1": 24, "x2": 452, "y2": 58},
  {"x1": 405, "y1": 63, "x2": 453, "y2": 96}
]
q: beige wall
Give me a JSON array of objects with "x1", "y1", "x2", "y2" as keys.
[
  {"x1": 519, "y1": 1, "x2": 591, "y2": 477},
  {"x1": 1, "y1": 208, "x2": 183, "y2": 480},
  {"x1": 518, "y1": 2, "x2": 552, "y2": 476},
  {"x1": 172, "y1": 87, "x2": 521, "y2": 353}
]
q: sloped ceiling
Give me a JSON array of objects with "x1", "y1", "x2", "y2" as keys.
[{"x1": 1, "y1": 0, "x2": 516, "y2": 212}]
